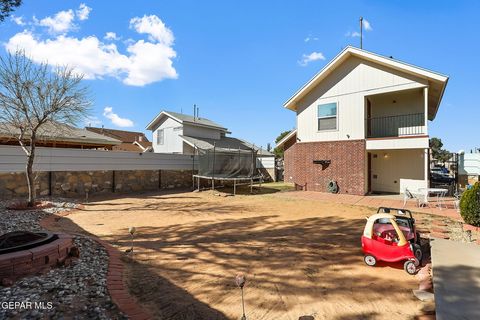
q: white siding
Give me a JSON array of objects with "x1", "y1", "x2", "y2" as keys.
[
  {"x1": 370, "y1": 149, "x2": 426, "y2": 193},
  {"x1": 183, "y1": 124, "x2": 221, "y2": 140},
  {"x1": 366, "y1": 137, "x2": 429, "y2": 150},
  {"x1": 463, "y1": 153, "x2": 480, "y2": 175},
  {"x1": 369, "y1": 88, "x2": 424, "y2": 117},
  {"x1": 183, "y1": 142, "x2": 195, "y2": 155},
  {"x1": 0, "y1": 145, "x2": 196, "y2": 172},
  {"x1": 256, "y1": 156, "x2": 275, "y2": 169},
  {"x1": 296, "y1": 56, "x2": 428, "y2": 143},
  {"x1": 151, "y1": 117, "x2": 184, "y2": 153}
]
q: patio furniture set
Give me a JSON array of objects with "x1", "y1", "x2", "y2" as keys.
[{"x1": 403, "y1": 187, "x2": 457, "y2": 210}]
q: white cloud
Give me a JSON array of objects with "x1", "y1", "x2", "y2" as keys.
[
  {"x1": 363, "y1": 19, "x2": 372, "y2": 31},
  {"x1": 6, "y1": 32, "x2": 129, "y2": 80},
  {"x1": 38, "y1": 9, "x2": 75, "y2": 34},
  {"x1": 345, "y1": 31, "x2": 361, "y2": 38},
  {"x1": 123, "y1": 40, "x2": 176, "y2": 85},
  {"x1": 76, "y1": 3, "x2": 92, "y2": 21},
  {"x1": 11, "y1": 15, "x2": 25, "y2": 26},
  {"x1": 129, "y1": 15, "x2": 174, "y2": 45},
  {"x1": 345, "y1": 19, "x2": 372, "y2": 38},
  {"x1": 6, "y1": 11, "x2": 178, "y2": 86},
  {"x1": 298, "y1": 51, "x2": 325, "y2": 66},
  {"x1": 104, "y1": 32, "x2": 119, "y2": 41},
  {"x1": 84, "y1": 116, "x2": 102, "y2": 127},
  {"x1": 304, "y1": 35, "x2": 318, "y2": 42},
  {"x1": 103, "y1": 107, "x2": 134, "y2": 127}
]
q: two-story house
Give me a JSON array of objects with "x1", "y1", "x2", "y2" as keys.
[
  {"x1": 276, "y1": 46, "x2": 448, "y2": 195},
  {"x1": 146, "y1": 110, "x2": 275, "y2": 179}
]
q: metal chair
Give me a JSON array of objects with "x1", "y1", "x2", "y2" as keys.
[{"x1": 403, "y1": 188, "x2": 428, "y2": 208}]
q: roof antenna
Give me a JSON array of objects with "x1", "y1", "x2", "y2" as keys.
[
  {"x1": 193, "y1": 104, "x2": 196, "y2": 121},
  {"x1": 197, "y1": 106, "x2": 199, "y2": 119},
  {"x1": 360, "y1": 17, "x2": 363, "y2": 49}
]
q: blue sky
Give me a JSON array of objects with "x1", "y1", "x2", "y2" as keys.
[{"x1": 1, "y1": 1, "x2": 478, "y2": 152}]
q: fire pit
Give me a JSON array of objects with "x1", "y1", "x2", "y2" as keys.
[{"x1": 0, "y1": 231, "x2": 77, "y2": 285}]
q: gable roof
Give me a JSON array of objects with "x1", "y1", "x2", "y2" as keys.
[
  {"x1": 0, "y1": 121, "x2": 120, "y2": 146},
  {"x1": 284, "y1": 46, "x2": 449, "y2": 120},
  {"x1": 180, "y1": 135, "x2": 273, "y2": 156},
  {"x1": 146, "y1": 110, "x2": 228, "y2": 131},
  {"x1": 135, "y1": 140, "x2": 152, "y2": 149},
  {"x1": 275, "y1": 129, "x2": 297, "y2": 148},
  {"x1": 85, "y1": 127, "x2": 149, "y2": 143}
]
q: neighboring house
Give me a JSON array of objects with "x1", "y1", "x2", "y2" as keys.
[
  {"x1": 276, "y1": 46, "x2": 448, "y2": 195},
  {"x1": 0, "y1": 121, "x2": 120, "y2": 149},
  {"x1": 458, "y1": 151, "x2": 480, "y2": 186},
  {"x1": 85, "y1": 127, "x2": 152, "y2": 152},
  {"x1": 146, "y1": 110, "x2": 275, "y2": 179}
]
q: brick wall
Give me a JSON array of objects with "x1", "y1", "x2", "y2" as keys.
[{"x1": 284, "y1": 139, "x2": 366, "y2": 195}]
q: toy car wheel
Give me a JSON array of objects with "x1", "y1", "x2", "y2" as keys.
[
  {"x1": 404, "y1": 260, "x2": 416, "y2": 275},
  {"x1": 413, "y1": 244, "x2": 423, "y2": 262},
  {"x1": 364, "y1": 255, "x2": 376, "y2": 266}
]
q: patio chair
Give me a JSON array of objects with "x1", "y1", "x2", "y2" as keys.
[
  {"x1": 453, "y1": 189, "x2": 463, "y2": 212},
  {"x1": 403, "y1": 188, "x2": 428, "y2": 208}
]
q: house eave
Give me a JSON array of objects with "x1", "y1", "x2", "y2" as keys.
[
  {"x1": 275, "y1": 129, "x2": 297, "y2": 148},
  {"x1": 283, "y1": 46, "x2": 449, "y2": 112},
  {"x1": 146, "y1": 111, "x2": 229, "y2": 132}
]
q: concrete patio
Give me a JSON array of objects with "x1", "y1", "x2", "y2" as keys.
[{"x1": 279, "y1": 191, "x2": 462, "y2": 221}]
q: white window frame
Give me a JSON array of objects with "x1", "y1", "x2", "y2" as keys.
[
  {"x1": 157, "y1": 129, "x2": 164, "y2": 145},
  {"x1": 317, "y1": 102, "x2": 338, "y2": 131}
]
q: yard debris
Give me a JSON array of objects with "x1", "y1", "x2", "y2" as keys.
[
  {"x1": 413, "y1": 289, "x2": 434, "y2": 302},
  {"x1": 235, "y1": 273, "x2": 247, "y2": 320}
]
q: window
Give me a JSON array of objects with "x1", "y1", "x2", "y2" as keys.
[
  {"x1": 157, "y1": 129, "x2": 164, "y2": 145},
  {"x1": 317, "y1": 102, "x2": 337, "y2": 131}
]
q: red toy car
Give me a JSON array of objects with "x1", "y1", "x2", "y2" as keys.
[{"x1": 361, "y1": 207, "x2": 422, "y2": 275}]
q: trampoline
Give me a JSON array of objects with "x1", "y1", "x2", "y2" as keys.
[{"x1": 193, "y1": 145, "x2": 264, "y2": 195}]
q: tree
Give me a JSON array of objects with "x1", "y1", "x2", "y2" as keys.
[
  {"x1": 429, "y1": 137, "x2": 451, "y2": 163},
  {"x1": 273, "y1": 130, "x2": 292, "y2": 158},
  {"x1": 0, "y1": 51, "x2": 91, "y2": 206},
  {"x1": 0, "y1": 0, "x2": 22, "y2": 22}
]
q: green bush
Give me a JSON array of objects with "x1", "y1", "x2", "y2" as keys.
[{"x1": 460, "y1": 182, "x2": 480, "y2": 227}]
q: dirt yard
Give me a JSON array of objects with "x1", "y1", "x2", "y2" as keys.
[{"x1": 54, "y1": 184, "x2": 427, "y2": 320}]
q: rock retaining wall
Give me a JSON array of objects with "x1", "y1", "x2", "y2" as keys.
[{"x1": 0, "y1": 170, "x2": 194, "y2": 199}]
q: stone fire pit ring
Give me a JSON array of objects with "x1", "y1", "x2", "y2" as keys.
[{"x1": 0, "y1": 232, "x2": 77, "y2": 285}]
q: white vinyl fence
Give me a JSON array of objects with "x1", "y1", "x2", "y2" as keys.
[{"x1": 0, "y1": 145, "x2": 196, "y2": 172}]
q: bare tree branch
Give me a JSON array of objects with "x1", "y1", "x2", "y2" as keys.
[{"x1": 0, "y1": 50, "x2": 92, "y2": 206}]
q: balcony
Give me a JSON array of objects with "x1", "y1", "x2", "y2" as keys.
[{"x1": 366, "y1": 113, "x2": 425, "y2": 139}]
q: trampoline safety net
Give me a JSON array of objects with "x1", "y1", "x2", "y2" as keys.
[{"x1": 197, "y1": 147, "x2": 258, "y2": 179}]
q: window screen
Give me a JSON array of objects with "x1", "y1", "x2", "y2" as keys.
[{"x1": 318, "y1": 103, "x2": 337, "y2": 130}]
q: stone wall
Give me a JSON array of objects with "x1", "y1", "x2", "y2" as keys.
[{"x1": 0, "y1": 170, "x2": 194, "y2": 199}]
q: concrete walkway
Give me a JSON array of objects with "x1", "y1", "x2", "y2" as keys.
[
  {"x1": 430, "y1": 238, "x2": 480, "y2": 320},
  {"x1": 277, "y1": 191, "x2": 463, "y2": 221}
]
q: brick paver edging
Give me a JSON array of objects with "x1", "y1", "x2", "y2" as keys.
[{"x1": 39, "y1": 205, "x2": 152, "y2": 320}]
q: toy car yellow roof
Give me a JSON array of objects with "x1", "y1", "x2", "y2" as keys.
[
  {"x1": 366, "y1": 213, "x2": 396, "y2": 223},
  {"x1": 363, "y1": 213, "x2": 407, "y2": 246}
]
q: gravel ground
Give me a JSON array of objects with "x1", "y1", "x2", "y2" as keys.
[{"x1": 0, "y1": 200, "x2": 127, "y2": 320}]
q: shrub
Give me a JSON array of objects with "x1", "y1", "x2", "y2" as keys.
[{"x1": 460, "y1": 182, "x2": 480, "y2": 227}]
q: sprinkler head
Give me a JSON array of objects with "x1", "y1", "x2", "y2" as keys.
[
  {"x1": 235, "y1": 273, "x2": 246, "y2": 289},
  {"x1": 128, "y1": 226, "x2": 136, "y2": 235}
]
